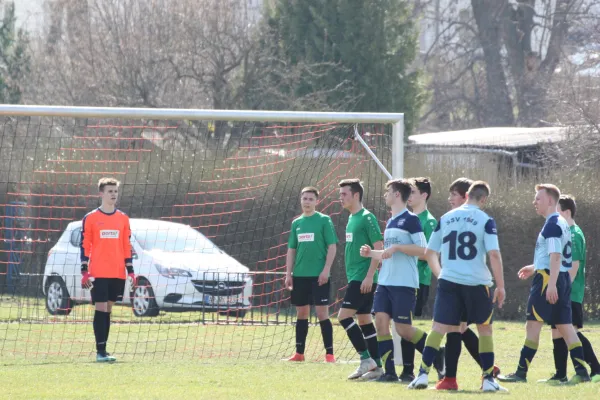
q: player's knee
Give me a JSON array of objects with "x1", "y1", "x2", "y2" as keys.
[
  {"x1": 95, "y1": 302, "x2": 108, "y2": 312},
  {"x1": 476, "y1": 324, "x2": 492, "y2": 336},
  {"x1": 525, "y1": 320, "x2": 543, "y2": 339},
  {"x1": 459, "y1": 322, "x2": 468, "y2": 333},
  {"x1": 394, "y1": 323, "x2": 412, "y2": 338},
  {"x1": 296, "y1": 306, "x2": 310, "y2": 319},
  {"x1": 314, "y1": 306, "x2": 329, "y2": 321},
  {"x1": 374, "y1": 317, "x2": 389, "y2": 335},
  {"x1": 356, "y1": 313, "x2": 372, "y2": 326},
  {"x1": 433, "y1": 321, "x2": 458, "y2": 334},
  {"x1": 337, "y1": 308, "x2": 352, "y2": 322}
]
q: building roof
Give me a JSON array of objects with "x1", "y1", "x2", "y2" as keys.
[{"x1": 408, "y1": 127, "x2": 567, "y2": 149}]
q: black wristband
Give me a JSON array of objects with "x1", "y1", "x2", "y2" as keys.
[
  {"x1": 126, "y1": 265, "x2": 134, "y2": 274},
  {"x1": 81, "y1": 265, "x2": 88, "y2": 273}
]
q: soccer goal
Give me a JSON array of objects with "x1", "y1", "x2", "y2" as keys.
[{"x1": 0, "y1": 105, "x2": 403, "y2": 362}]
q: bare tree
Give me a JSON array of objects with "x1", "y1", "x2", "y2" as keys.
[
  {"x1": 419, "y1": 0, "x2": 600, "y2": 130},
  {"x1": 24, "y1": 0, "x2": 359, "y2": 140}
]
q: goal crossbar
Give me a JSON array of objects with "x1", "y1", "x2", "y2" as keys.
[{"x1": 0, "y1": 104, "x2": 405, "y2": 177}]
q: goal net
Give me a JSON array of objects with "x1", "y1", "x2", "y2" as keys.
[{"x1": 0, "y1": 106, "x2": 401, "y2": 362}]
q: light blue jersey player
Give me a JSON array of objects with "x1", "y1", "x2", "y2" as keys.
[
  {"x1": 533, "y1": 213, "x2": 572, "y2": 272},
  {"x1": 498, "y1": 184, "x2": 590, "y2": 385},
  {"x1": 408, "y1": 181, "x2": 506, "y2": 392},
  {"x1": 379, "y1": 209, "x2": 426, "y2": 288},
  {"x1": 428, "y1": 205, "x2": 499, "y2": 286},
  {"x1": 360, "y1": 179, "x2": 432, "y2": 382}
]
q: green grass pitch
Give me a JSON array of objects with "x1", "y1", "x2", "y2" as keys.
[{"x1": 1, "y1": 319, "x2": 599, "y2": 399}]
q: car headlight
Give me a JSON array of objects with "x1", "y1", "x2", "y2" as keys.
[{"x1": 154, "y1": 263, "x2": 192, "y2": 279}]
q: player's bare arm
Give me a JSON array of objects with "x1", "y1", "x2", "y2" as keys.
[
  {"x1": 361, "y1": 240, "x2": 382, "y2": 293},
  {"x1": 518, "y1": 264, "x2": 534, "y2": 280},
  {"x1": 568, "y1": 260, "x2": 580, "y2": 283},
  {"x1": 425, "y1": 248, "x2": 441, "y2": 278},
  {"x1": 488, "y1": 250, "x2": 506, "y2": 308},
  {"x1": 318, "y1": 244, "x2": 337, "y2": 285},
  {"x1": 546, "y1": 252, "x2": 561, "y2": 304},
  {"x1": 285, "y1": 248, "x2": 296, "y2": 290}
]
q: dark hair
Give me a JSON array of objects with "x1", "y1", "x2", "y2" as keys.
[
  {"x1": 535, "y1": 183, "x2": 561, "y2": 203},
  {"x1": 411, "y1": 177, "x2": 432, "y2": 202},
  {"x1": 449, "y1": 177, "x2": 473, "y2": 198},
  {"x1": 98, "y1": 177, "x2": 120, "y2": 192},
  {"x1": 339, "y1": 179, "x2": 364, "y2": 202},
  {"x1": 301, "y1": 186, "x2": 319, "y2": 198},
  {"x1": 386, "y1": 179, "x2": 413, "y2": 203},
  {"x1": 467, "y1": 181, "x2": 491, "y2": 201},
  {"x1": 559, "y1": 194, "x2": 576, "y2": 218}
]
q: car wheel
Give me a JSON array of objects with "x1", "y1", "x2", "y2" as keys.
[
  {"x1": 45, "y1": 277, "x2": 73, "y2": 316},
  {"x1": 218, "y1": 309, "x2": 247, "y2": 318},
  {"x1": 131, "y1": 277, "x2": 160, "y2": 317}
]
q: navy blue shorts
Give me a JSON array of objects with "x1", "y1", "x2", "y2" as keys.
[
  {"x1": 433, "y1": 279, "x2": 494, "y2": 326},
  {"x1": 526, "y1": 270, "x2": 572, "y2": 325},
  {"x1": 373, "y1": 285, "x2": 417, "y2": 324}
]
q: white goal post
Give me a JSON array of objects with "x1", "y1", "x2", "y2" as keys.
[
  {"x1": 0, "y1": 105, "x2": 405, "y2": 179},
  {"x1": 0, "y1": 104, "x2": 406, "y2": 362}
]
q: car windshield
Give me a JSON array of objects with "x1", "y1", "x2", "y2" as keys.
[{"x1": 133, "y1": 227, "x2": 223, "y2": 254}]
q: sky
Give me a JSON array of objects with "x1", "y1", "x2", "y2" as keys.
[{"x1": 13, "y1": 0, "x2": 44, "y2": 32}]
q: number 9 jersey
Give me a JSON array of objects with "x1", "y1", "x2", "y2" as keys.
[{"x1": 427, "y1": 204, "x2": 499, "y2": 286}]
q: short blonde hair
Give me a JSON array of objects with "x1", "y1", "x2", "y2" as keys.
[
  {"x1": 535, "y1": 183, "x2": 560, "y2": 203},
  {"x1": 98, "y1": 177, "x2": 120, "y2": 192}
]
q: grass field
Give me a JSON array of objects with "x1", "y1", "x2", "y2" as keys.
[{"x1": 1, "y1": 319, "x2": 599, "y2": 399}]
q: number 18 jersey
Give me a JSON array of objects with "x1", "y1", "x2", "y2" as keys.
[{"x1": 427, "y1": 204, "x2": 499, "y2": 286}]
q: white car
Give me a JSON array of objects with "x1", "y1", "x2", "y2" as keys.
[{"x1": 42, "y1": 218, "x2": 253, "y2": 317}]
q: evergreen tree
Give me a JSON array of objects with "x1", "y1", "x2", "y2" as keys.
[
  {"x1": 0, "y1": 1, "x2": 29, "y2": 104},
  {"x1": 264, "y1": 0, "x2": 424, "y2": 134}
]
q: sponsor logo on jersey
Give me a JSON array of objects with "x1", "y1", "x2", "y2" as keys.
[
  {"x1": 346, "y1": 233, "x2": 353, "y2": 242},
  {"x1": 100, "y1": 230, "x2": 120, "y2": 239},
  {"x1": 397, "y1": 219, "x2": 405, "y2": 227},
  {"x1": 298, "y1": 233, "x2": 315, "y2": 242}
]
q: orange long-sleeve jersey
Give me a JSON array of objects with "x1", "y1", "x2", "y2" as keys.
[{"x1": 80, "y1": 208, "x2": 133, "y2": 279}]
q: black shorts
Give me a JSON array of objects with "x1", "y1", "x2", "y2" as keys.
[
  {"x1": 341, "y1": 281, "x2": 377, "y2": 315},
  {"x1": 526, "y1": 270, "x2": 572, "y2": 326},
  {"x1": 551, "y1": 301, "x2": 584, "y2": 329},
  {"x1": 91, "y1": 278, "x2": 126, "y2": 304},
  {"x1": 414, "y1": 283, "x2": 430, "y2": 317},
  {"x1": 433, "y1": 279, "x2": 494, "y2": 326},
  {"x1": 291, "y1": 277, "x2": 330, "y2": 306}
]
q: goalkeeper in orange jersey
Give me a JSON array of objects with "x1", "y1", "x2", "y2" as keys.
[{"x1": 80, "y1": 177, "x2": 135, "y2": 362}]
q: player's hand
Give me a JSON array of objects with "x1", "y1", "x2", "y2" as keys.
[
  {"x1": 493, "y1": 287, "x2": 506, "y2": 309},
  {"x1": 546, "y1": 284, "x2": 558, "y2": 304},
  {"x1": 285, "y1": 275, "x2": 293, "y2": 291},
  {"x1": 381, "y1": 246, "x2": 396, "y2": 259},
  {"x1": 518, "y1": 265, "x2": 534, "y2": 280},
  {"x1": 81, "y1": 271, "x2": 92, "y2": 289},
  {"x1": 360, "y1": 275, "x2": 373, "y2": 294},
  {"x1": 128, "y1": 272, "x2": 136, "y2": 287},
  {"x1": 318, "y1": 271, "x2": 329, "y2": 286},
  {"x1": 360, "y1": 245, "x2": 372, "y2": 258}
]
